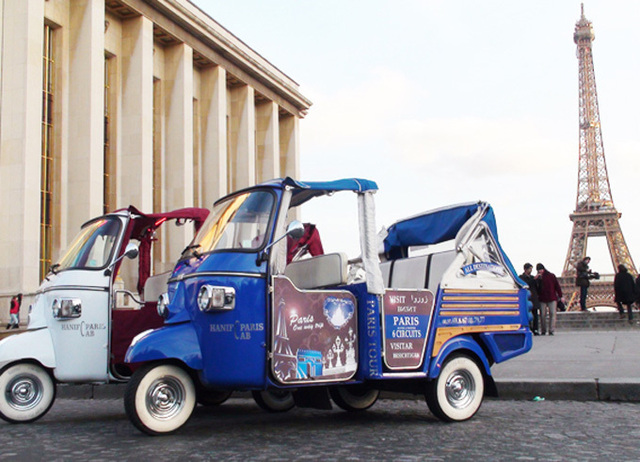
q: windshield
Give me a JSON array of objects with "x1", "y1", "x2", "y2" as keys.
[
  {"x1": 56, "y1": 217, "x2": 122, "y2": 270},
  {"x1": 187, "y1": 190, "x2": 275, "y2": 256}
]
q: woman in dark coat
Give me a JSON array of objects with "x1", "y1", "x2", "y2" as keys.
[{"x1": 614, "y1": 265, "x2": 636, "y2": 323}]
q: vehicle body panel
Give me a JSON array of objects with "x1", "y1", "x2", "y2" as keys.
[
  {"x1": 125, "y1": 322, "x2": 203, "y2": 370},
  {"x1": 0, "y1": 328, "x2": 56, "y2": 370}
]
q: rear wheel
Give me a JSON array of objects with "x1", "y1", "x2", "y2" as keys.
[
  {"x1": 125, "y1": 363, "x2": 196, "y2": 435},
  {"x1": 0, "y1": 363, "x2": 56, "y2": 423},
  {"x1": 425, "y1": 354, "x2": 484, "y2": 422},
  {"x1": 330, "y1": 385, "x2": 379, "y2": 411},
  {"x1": 252, "y1": 390, "x2": 295, "y2": 413},
  {"x1": 197, "y1": 389, "x2": 232, "y2": 407}
]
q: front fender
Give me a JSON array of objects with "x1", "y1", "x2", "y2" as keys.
[
  {"x1": 0, "y1": 328, "x2": 56, "y2": 370},
  {"x1": 125, "y1": 322, "x2": 202, "y2": 370},
  {"x1": 428, "y1": 335, "x2": 492, "y2": 379}
]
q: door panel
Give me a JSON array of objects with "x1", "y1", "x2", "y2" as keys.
[
  {"x1": 47, "y1": 277, "x2": 110, "y2": 382},
  {"x1": 195, "y1": 275, "x2": 269, "y2": 389},
  {"x1": 271, "y1": 276, "x2": 358, "y2": 384}
]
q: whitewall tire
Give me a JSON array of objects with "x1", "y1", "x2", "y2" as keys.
[
  {"x1": 197, "y1": 389, "x2": 232, "y2": 407},
  {"x1": 0, "y1": 362, "x2": 56, "y2": 423},
  {"x1": 125, "y1": 363, "x2": 196, "y2": 436},
  {"x1": 252, "y1": 390, "x2": 295, "y2": 413},
  {"x1": 425, "y1": 354, "x2": 484, "y2": 422},
  {"x1": 330, "y1": 385, "x2": 379, "y2": 411}
]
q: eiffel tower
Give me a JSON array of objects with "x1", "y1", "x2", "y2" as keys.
[
  {"x1": 273, "y1": 298, "x2": 297, "y2": 381},
  {"x1": 559, "y1": 5, "x2": 637, "y2": 310}
]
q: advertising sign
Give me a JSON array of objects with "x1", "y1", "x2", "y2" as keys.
[
  {"x1": 382, "y1": 289, "x2": 434, "y2": 370},
  {"x1": 271, "y1": 277, "x2": 358, "y2": 384}
]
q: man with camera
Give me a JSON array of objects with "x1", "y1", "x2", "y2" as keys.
[{"x1": 575, "y1": 256, "x2": 599, "y2": 312}]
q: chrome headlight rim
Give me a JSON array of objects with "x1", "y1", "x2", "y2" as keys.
[
  {"x1": 197, "y1": 286, "x2": 213, "y2": 312},
  {"x1": 51, "y1": 298, "x2": 82, "y2": 319},
  {"x1": 197, "y1": 285, "x2": 235, "y2": 312}
]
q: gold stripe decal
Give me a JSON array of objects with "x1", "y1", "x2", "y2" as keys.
[
  {"x1": 432, "y1": 325, "x2": 521, "y2": 356},
  {"x1": 443, "y1": 289, "x2": 518, "y2": 295},
  {"x1": 441, "y1": 304, "x2": 519, "y2": 309},
  {"x1": 442, "y1": 296, "x2": 519, "y2": 302},
  {"x1": 441, "y1": 311, "x2": 519, "y2": 316}
]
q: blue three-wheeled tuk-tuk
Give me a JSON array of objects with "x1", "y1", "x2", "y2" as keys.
[{"x1": 124, "y1": 178, "x2": 532, "y2": 435}]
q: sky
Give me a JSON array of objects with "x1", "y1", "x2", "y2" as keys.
[{"x1": 196, "y1": 0, "x2": 640, "y2": 276}]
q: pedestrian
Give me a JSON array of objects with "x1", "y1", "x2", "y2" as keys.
[
  {"x1": 614, "y1": 265, "x2": 636, "y2": 324},
  {"x1": 535, "y1": 263, "x2": 564, "y2": 336},
  {"x1": 520, "y1": 263, "x2": 540, "y2": 335},
  {"x1": 7, "y1": 294, "x2": 20, "y2": 329},
  {"x1": 575, "y1": 256, "x2": 595, "y2": 311},
  {"x1": 635, "y1": 272, "x2": 640, "y2": 311}
]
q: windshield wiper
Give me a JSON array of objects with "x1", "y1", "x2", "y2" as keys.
[
  {"x1": 181, "y1": 244, "x2": 201, "y2": 258},
  {"x1": 44, "y1": 263, "x2": 60, "y2": 281}
]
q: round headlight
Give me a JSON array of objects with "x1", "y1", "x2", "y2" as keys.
[
  {"x1": 157, "y1": 293, "x2": 169, "y2": 318},
  {"x1": 52, "y1": 299, "x2": 61, "y2": 318},
  {"x1": 197, "y1": 286, "x2": 212, "y2": 311}
]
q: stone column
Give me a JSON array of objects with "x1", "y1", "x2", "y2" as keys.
[
  {"x1": 119, "y1": 16, "x2": 153, "y2": 211},
  {"x1": 228, "y1": 84, "x2": 255, "y2": 191},
  {"x1": 0, "y1": 0, "x2": 44, "y2": 293},
  {"x1": 256, "y1": 101, "x2": 279, "y2": 183},
  {"x1": 67, "y1": 0, "x2": 105, "y2": 233},
  {"x1": 279, "y1": 114, "x2": 300, "y2": 179},
  {"x1": 163, "y1": 42, "x2": 193, "y2": 265},
  {"x1": 199, "y1": 65, "x2": 227, "y2": 206}
]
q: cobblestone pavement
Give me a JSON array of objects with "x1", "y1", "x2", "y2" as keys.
[{"x1": 1, "y1": 398, "x2": 639, "y2": 461}]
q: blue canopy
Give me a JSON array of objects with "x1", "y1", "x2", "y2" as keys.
[
  {"x1": 282, "y1": 177, "x2": 378, "y2": 192},
  {"x1": 383, "y1": 201, "x2": 523, "y2": 286},
  {"x1": 277, "y1": 177, "x2": 378, "y2": 207},
  {"x1": 383, "y1": 202, "x2": 493, "y2": 253}
]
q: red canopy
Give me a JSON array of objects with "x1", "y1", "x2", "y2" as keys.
[
  {"x1": 122, "y1": 205, "x2": 210, "y2": 238},
  {"x1": 111, "y1": 206, "x2": 210, "y2": 293}
]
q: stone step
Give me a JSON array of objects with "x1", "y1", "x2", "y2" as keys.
[{"x1": 554, "y1": 311, "x2": 640, "y2": 330}]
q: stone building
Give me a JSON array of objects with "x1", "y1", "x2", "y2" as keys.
[{"x1": 0, "y1": 0, "x2": 311, "y2": 320}]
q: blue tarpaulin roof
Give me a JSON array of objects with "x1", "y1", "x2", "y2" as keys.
[
  {"x1": 383, "y1": 201, "x2": 523, "y2": 286},
  {"x1": 282, "y1": 177, "x2": 378, "y2": 192},
  {"x1": 383, "y1": 202, "x2": 494, "y2": 252},
  {"x1": 277, "y1": 177, "x2": 378, "y2": 207}
]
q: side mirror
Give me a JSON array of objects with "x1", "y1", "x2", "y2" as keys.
[
  {"x1": 123, "y1": 242, "x2": 139, "y2": 260},
  {"x1": 286, "y1": 220, "x2": 305, "y2": 240},
  {"x1": 104, "y1": 242, "x2": 139, "y2": 276},
  {"x1": 257, "y1": 220, "x2": 305, "y2": 266}
]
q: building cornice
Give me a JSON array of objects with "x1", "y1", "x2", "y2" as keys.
[{"x1": 142, "y1": 0, "x2": 312, "y2": 116}]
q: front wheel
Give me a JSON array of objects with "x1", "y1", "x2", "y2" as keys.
[
  {"x1": 252, "y1": 390, "x2": 295, "y2": 413},
  {"x1": 125, "y1": 363, "x2": 196, "y2": 436},
  {"x1": 425, "y1": 354, "x2": 484, "y2": 422},
  {"x1": 330, "y1": 385, "x2": 379, "y2": 411},
  {"x1": 0, "y1": 363, "x2": 56, "y2": 423}
]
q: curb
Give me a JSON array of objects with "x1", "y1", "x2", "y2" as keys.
[
  {"x1": 56, "y1": 381, "x2": 640, "y2": 402},
  {"x1": 57, "y1": 383, "x2": 125, "y2": 400},
  {"x1": 494, "y1": 379, "x2": 640, "y2": 402}
]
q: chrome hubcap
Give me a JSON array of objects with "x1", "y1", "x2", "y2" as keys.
[
  {"x1": 445, "y1": 369, "x2": 475, "y2": 409},
  {"x1": 146, "y1": 377, "x2": 185, "y2": 420},
  {"x1": 6, "y1": 375, "x2": 43, "y2": 411}
]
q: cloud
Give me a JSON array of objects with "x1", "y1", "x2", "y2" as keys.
[
  {"x1": 391, "y1": 117, "x2": 575, "y2": 178},
  {"x1": 302, "y1": 67, "x2": 425, "y2": 147},
  {"x1": 298, "y1": 64, "x2": 640, "y2": 279},
  {"x1": 302, "y1": 66, "x2": 581, "y2": 183}
]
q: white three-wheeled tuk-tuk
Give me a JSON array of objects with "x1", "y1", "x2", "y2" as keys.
[{"x1": 0, "y1": 206, "x2": 208, "y2": 423}]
